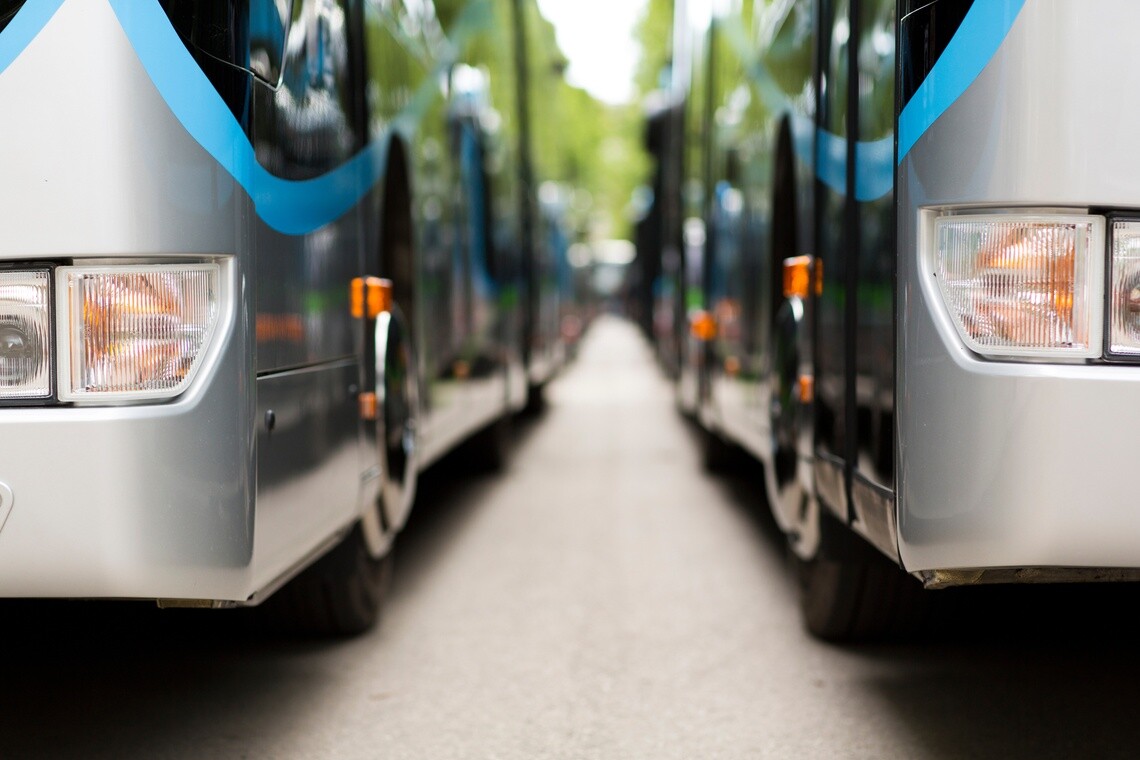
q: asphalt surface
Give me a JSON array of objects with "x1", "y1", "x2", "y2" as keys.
[{"x1": 3, "y1": 316, "x2": 1140, "y2": 758}]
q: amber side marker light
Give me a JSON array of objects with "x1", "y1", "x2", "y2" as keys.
[
  {"x1": 350, "y1": 277, "x2": 393, "y2": 319},
  {"x1": 359, "y1": 391, "x2": 378, "y2": 421},
  {"x1": 690, "y1": 310, "x2": 717, "y2": 341},
  {"x1": 783, "y1": 256, "x2": 817, "y2": 299},
  {"x1": 797, "y1": 374, "x2": 814, "y2": 404}
]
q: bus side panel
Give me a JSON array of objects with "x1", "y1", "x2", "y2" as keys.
[
  {"x1": 675, "y1": 12, "x2": 712, "y2": 417},
  {"x1": 250, "y1": 0, "x2": 368, "y2": 591},
  {"x1": 898, "y1": 1, "x2": 1140, "y2": 572}
]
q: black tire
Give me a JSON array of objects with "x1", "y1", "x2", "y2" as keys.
[
  {"x1": 701, "y1": 426, "x2": 738, "y2": 473},
  {"x1": 265, "y1": 525, "x2": 393, "y2": 637},
  {"x1": 523, "y1": 382, "x2": 547, "y2": 416},
  {"x1": 794, "y1": 510, "x2": 925, "y2": 642},
  {"x1": 461, "y1": 413, "x2": 512, "y2": 473}
]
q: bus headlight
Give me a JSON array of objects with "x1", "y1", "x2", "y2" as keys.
[
  {"x1": 58, "y1": 264, "x2": 221, "y2": 401},
  {"x1": 1109, "y1": 221, "x2": 1140, "y2": 355},
  {"x1": 932, "y1": 213, "x2": 1103, "y2": 359},
  {"x1": 0, "y1": 270, "x2": 52, "y2": 399}
]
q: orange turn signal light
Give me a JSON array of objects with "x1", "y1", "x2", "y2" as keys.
[
  {"x1": 783, "y1": 256, "x2": 814, "y2": 300},
  {"x1": 690, "y1": 310, "x2": 717, "y2": 341},
  {"x1": 359, "y1": 391, "x2": 378, "y2": 421},
  {"x1": 350, "y1": 277, "x2": 393, "y2": 319},
  {"x1": 797, "y1": 374, "x2": 814, "y2": 404}
]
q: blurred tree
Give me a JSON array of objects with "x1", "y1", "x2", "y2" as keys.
[
  {"x1": 634, "y1": 0, "x2": 673, "y2": 96},
  {"x1": 433, "y1": 0, "x2": 651, "y2": 240}
]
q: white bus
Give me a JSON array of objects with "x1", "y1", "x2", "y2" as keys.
[
  {"x1": 648, "y1": 0, "x2": 1140, "y2": 639},
  {"x1": 0, "y1": 0, "x2": 570, "y2": 634}
]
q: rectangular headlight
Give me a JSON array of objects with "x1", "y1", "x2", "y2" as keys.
[
  {"x1": 0, "y1": 270, "x2": 52, "y2": 399},
  {"x1": 57, "y1": 264, "x2": 221, "y2": 401},
  {"x1": 1109, "y1": 221, "x2": 1140, "y2": 355},
  {"x1": 932, "y1": 213, "x2": 1103, "y2": 359}
]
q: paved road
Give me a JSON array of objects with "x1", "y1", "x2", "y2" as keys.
[{"x1": 3, "y1": 316, "x2": 1140, "y2": 758}]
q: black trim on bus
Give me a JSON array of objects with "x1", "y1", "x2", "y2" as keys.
[
  {"x1": 844, "y1": 0, "x2": 861, "y2": 524},
  {"x1": 898, "y1": 0, "x2": 974, "y2": 108},
  {"x1": 891, "y1": 0, "x2": 903, "y2": 564},
  {"x1": 810, "y1": 0, "x2": 828, "y2": 502},
  {"x1": 255, "y1": 355, "x2": 359, "y2": 380}
]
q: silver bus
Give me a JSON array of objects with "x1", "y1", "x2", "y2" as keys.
[
  {"x1": 0, "y1": 0, "x2": 570, "y2": 633},
  {"x1": 646, "y1": 0, "x2": 1140, "y2": 639}
]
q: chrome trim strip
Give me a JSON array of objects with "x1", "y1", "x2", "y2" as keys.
[
  {"x1": 850, "y1": 472, "x2": 900, "y2": 563},
  {"x1": 918, "y1": 567, "x2": 1140, "y2": 589},
  {"x1": 813, "y1": 452, "x2": 847, "y2": 520}
]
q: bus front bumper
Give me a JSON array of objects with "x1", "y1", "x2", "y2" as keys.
[
  {"x1": 0, "y1": 335, "x2": 256, "y2": 603},
  {"x1": 899, "y1": 292, "x2": 1140, "y2": 578}
]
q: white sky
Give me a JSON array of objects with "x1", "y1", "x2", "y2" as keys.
[{"x1": 535, "y1": 0, "x2": 649, "y2": 105}]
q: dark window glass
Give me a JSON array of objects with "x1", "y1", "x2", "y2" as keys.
[
  {"x1": 160, "y1": 0, "x2": 293, "y2": 83},
  {"x1": 899, "y1": 0, "x2": 973, "y2": 105},
  {"x1": 159, "y1": 0, "x2": 254, "y2": 126},
  {"x1": 160, "y1": 1, "x2": 251, "y2": 70},
  {"x1": 248, "y1": 0, "x2": 292, "y2": 83},
  {"x1": 0, "y1": 1, "x2": 27, "y2": 36}
]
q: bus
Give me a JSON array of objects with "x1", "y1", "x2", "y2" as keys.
[
  {"x1": 0, "y1": 0, "x2": 570, "y2": 634},
  {"x1": 651, "y1": 0, "x2": 1140, "y2": 639}
]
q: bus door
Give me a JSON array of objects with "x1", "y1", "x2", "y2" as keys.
[
  {"x1": 849, "y1": 0, "x2": 897, "y2": 554},
  {"x1": 812, "y1": 0, "x2": 853, "y2": 517},
  {"x1": 455, "y1": 113, "x2": 505, "y2": 416}
]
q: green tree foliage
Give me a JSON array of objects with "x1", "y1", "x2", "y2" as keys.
[
  {"x1": 633, "y1": 0, "x2": 673, "y2": 96},
  {"x1": 432, "y1": 0, "x2": 652, "y2": 240}
]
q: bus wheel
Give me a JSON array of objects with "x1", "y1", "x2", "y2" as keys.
[
  {"x1": 462, "y1": 412, "x2": 512, "y2": 472},
  {"x1": 268, "y1": 308, "x2": 418, "y2": 636},
  {"x1": 373, "y1": 305, "x2": 419, "y2": 534},
  {"x1": 794, "y1": 508, "x2": 926, "y2": 642},
  {"x1": 265, "y1": 526, "x2": 393, "y2": 637},
  {"x1": 767, "y1": 297, "x2": 817, "y2": 555},
  {"x1": 701, "y1": 425, "x2": 738, "y2": 472}
]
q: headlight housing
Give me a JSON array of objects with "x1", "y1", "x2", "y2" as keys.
[
  {"x1": 0, "y1": 260, "x2": 225, "y2": 405},
  {"x1": 57, "y1": 263, "x2": 221, "y2": 401},
  {"x1": 0, "y1": 270, "x2": 52, "y2": 399},
  {"x1": 1108, "y1": 221, "x2": 1140, "y2": 356},
  {"x1": 931, "y1": 213, "x2": 1104, "y2": 360}
]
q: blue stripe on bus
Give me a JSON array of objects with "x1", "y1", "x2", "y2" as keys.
[
  {"x1": 0, "y1": 0, "x2": 65, "y2": 76},
  {"x1": 897, "y1": 0, "x2": 1027, "y2": 163},
  {"x1": 792, "y1": 114, "x2": 893, "y2": 202},
  {"x1": 814, "y1": 126, "x2": 848, "y2": 199},
  {"x1": 854, "y1": 137, "x2": 893, "y2": 201},
  {"x1": 2, "y1": 0, "x2": 1013, "y2": 218},
  {"x1": 763, "y1": 53, "x2": 894, "y2": 202}
]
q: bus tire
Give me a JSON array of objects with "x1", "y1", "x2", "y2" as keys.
[
  {"x1": 794, "y1": 509, "x2": 925, "y2": 642},
  {"x1": 701, "y1": 426, "x2": 737, "y2": 473},
  {"x1": 523, "y1": 382, "x2": 546, "y2": 415},
  {"x1": 266, "y1": 525, "x2": 393, "y2": 637},
  {"x1": 463, "y1": 412, "x2": 512, "y2": 472}
]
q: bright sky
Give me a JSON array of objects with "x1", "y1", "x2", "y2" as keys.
[{"x1": 535, "y1": 0, "x2": 649, "y2": 105}]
